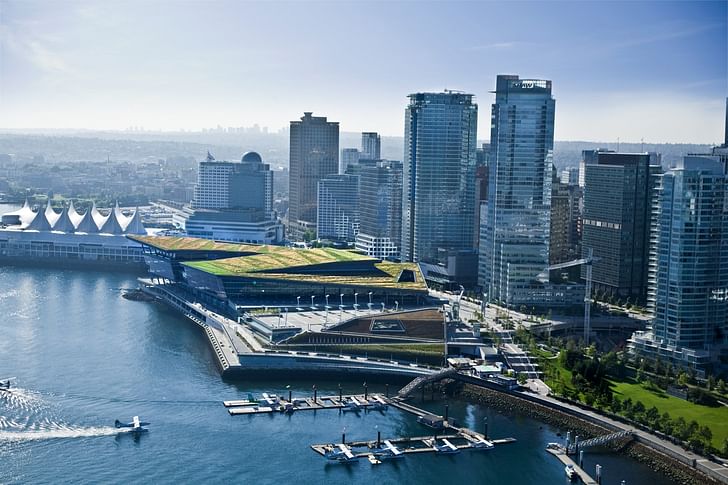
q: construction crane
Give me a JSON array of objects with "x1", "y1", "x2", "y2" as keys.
[{"x1": 548, "y1": 248, "x2": 598, "y2": 346}]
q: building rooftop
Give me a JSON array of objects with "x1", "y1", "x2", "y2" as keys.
[{"x1": 128, "y1": 235, "x2": 281, "y2": 253}]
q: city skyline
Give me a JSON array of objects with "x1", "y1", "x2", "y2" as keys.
[{"x1": 1, "y1": 0, "x2": 726, "y2": 143}]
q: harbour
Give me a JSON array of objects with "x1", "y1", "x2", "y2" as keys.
[{"x1": 0, "y1": 265, "x2": 682, "y2": 484}]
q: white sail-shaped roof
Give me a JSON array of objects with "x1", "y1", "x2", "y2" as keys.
[
  {"x1": 52, "y1": 203, "x2": 76, "y2": 233},
  {"x1": 68, "y1": 200, "x2": 83, "y2": 227},
  {"x1": 1, "y1": 198, "x2": 36, "y2": 226},
  {"x1": 75, "y1": 203, "x2": 101, "y2": 233},
  {"x1": 123, "y1": 207, "x2": 146, "y2": 235},
  {"x1": 99, "y1": 202, "x2": 125, "y2": 234},
  {"x1": 92, "y1": 204, "x2": 108, "y2": 229},
  {"x1": 25, "y1": 202, "x2": 54, "y2": 231}
]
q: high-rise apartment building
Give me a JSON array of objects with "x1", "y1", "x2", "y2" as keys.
[
  {"x1": 630, "y1": 155, "x2": 728, "y2": 374},
  {"x1": 361, "y1": 132, "x2": 381, "y2": 160},
  {"x1": 355, "y1": 160, "x2": 403, "y2": 259},
  {"x1": 581, "y1": 151, "x2": 662, "y2": 302},
  {"x1": 289, "y1": 112, "x2": 339, "y2": 239},
  {"x1": 480, "y1": 75, "x2": 580, "y2": 306},
  {"x1": 401, "y1": 91, "x2": 478, "y2": 274},
  {"x1": 316, "y1": 174, "x2": 359, "y2": 242},
  {"x1": 185, "y1": 151, "x2": 283, "y2": 244}
]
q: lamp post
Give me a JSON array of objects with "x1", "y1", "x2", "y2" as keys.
[
  {"x1": 297, "y1": 296, "x2": 301, "y2": 309},
  {"x1": 311, "y1": 295, "x2": 315, "y2": 309},
  {"x1": 340, "y1": 293, "x2": 344, "y2": 307},
  {"x1": 284, "y1": 307, "x2": 288, "y2": 327},
  {"x1": 395, "y1": 301, "x2": 399, "y2": 312},
  {"x1": 354, "y1": 293, "x2": 359, "y2": 315},
  {"x1": 381, "y1": 302, "x2": 385, "y2": 312},
  {"x1": 325, "y1": 294, "x2": 330, "y2": 308}
]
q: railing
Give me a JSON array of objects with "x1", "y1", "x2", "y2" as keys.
[
  {"x1": 568, "y1": 430, "x2": 633, "y2": 454},
  {"x1": 398, "y1": 368, "x2": 458, "y2": 397}
]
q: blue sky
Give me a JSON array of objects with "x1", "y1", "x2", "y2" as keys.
[{"x1": 0, "y1": 0, "x2": 725, "y2": 143}]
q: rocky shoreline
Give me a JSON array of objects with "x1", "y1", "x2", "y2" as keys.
[{"x1": 452, "y1": 382, "x2": 719, "y2": 485}]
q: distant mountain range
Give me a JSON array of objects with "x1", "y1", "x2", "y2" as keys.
[{"x1": 0, "y1": 130, "x2": 713, "y2": 170}]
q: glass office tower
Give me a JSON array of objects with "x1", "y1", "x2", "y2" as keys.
[
  {"x1": 401, "y1": 91, "x2": 478, "y2": 266},
  {"x1": 480, "y1": 75, "x2": 555, "y2": 306}
]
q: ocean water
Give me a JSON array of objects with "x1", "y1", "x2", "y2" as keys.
[{"x1": 0, "y1": 265, "x2": 678, "y2": 484}]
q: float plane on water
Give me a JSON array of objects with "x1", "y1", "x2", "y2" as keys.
[
  {"x1": 115, "y1": 416, "x2": 150, "y2": 434},
  {"x1": 0, "y1": 377, "x2": 16, "y2": 392}
]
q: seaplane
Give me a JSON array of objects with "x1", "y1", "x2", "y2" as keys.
[
  {"x1": 376, "y1": 440, "x2": 405, "y2": 460},
  {"x1": 324, "y1": 443, "x2": 359, "y2": 464},
  {"x1": 115, "y1": 416, "x2": 150, "y2": 434},
  {"x1": 565, "y1": 464, "x2": 578, "y2": 481},
  {"x1": 432, "y1": 438, "x2": 460, "y2": 454},
  {"x1": 342, "y1": 396, "x2": 362, "y2": 413},
  {"x1": 368, "y1": 395, "x2": 388, "y2": 412},
  {"x1": 471, "y1": 437, "x2": 495, "y2": 450},
  {"x1": 0, "y1": 377, "x2": 16, "y2": 392}
]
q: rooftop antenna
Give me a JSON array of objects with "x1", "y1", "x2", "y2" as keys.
[
  {"x1": 641, "y1": 138, "x2": 644, "y2": 153},
  {"x1": 617, "y1": 137, "x2": 620, "y2": 152}
]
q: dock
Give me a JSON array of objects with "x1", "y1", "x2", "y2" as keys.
[
  {"x1": 547, "y1": 447, "x2": 597, "y2": 485},
  {"x1": 224, "y1": 393, "x2": 389, "y2": 415}
]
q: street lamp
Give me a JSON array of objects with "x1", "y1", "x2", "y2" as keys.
[
  {"x1": 395, "y1": 301, "x2": 399, "y2": 312},
  {"x1": 354, "y1": 293, "x2": 359, "y2": 315},
  {"x1": 381, "y1": 302, "x2": 385, "y2": 312},
  {"x1": 325, "y1": 294, "x2": 330, "y2": 308},
  {"x1": 368, "y1": 292, "x2": 373, "y2": 304},
  {"x1": 340, "y1": 293, "x2": 344, "y2": 307},
  {"x1": 311, "y1": 295, "x2": 315, "y2": 309},
  {"x1": 297, "y1": 296, "x2": 301, "y2": 309}
]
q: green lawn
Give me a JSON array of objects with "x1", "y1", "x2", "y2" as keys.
[{"x1": 610, "y1": 378, "x2": 728, "y2": 448}]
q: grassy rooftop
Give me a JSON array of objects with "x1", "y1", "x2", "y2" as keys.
[
  {"x1": 183, "y1": 252, "x2": 427, "y2": 291},
  {"x1": 246, "y1": 262, "x2": 428, "y2": 291},
  {"x1": 183, "y1": 247, "x2": 376, "y2": 275},
  {"x1": 128, "y1": 235, "x2": 286, "y2": 254}
]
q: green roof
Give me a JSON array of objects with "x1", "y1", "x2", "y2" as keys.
[
  {"x1": 183, "y1": 247, "x2": 375, "y2": 275},
  {"x1": 128, "y1": 235, "x2": 284, "y2": 254}
]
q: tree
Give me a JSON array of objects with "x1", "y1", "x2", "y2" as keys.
[
  {"x1": 660, "y1": 412, "x2": 673, "y2": 435},
  {"x1": 633, "y1": 400, "x2": 646, "y2": 417},
  {"x1": 723, "y1": 437, "x2": 728, "y2": 456},
  {"x1": 707, "y1": 374, "x2": 716, "y2": 391},
  {"x1": 678, "y1": 372, "x2": 688, "y2": 387},
  {"x1": 610, "y1": 396, "x2": 622, "y2": 414},
  {"x1": 517, "y1": 373, "x2": 527, "y2": 385},
  {"x1": 718, "y1": 379, "x2": 727, "y2": 395}
]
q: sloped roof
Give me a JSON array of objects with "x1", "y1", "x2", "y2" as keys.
[
  {"x1": 91, "y1": 203, "x2": 108, "y2": 229},
  {"x1": 68, "y1": 200, "x2": 83, "y2": 227},
  {"x1": 52, "y1": 203, "x2": 76, "y2": 233},
  {"x1": 25, "y1": 202, "x2": 54, "y2": 231},
  {"x1": 184, "y1": 247, "x2": 375, "y2": 276},
  {"x1": 99, "y1": 203, "x2": 125, "y2": 234},
  {"x1": 75, "y1": 203, "x2": 100, "y2": 233},
  {"x1": 127, "y1": 235, "x2": 282, "y2": 253},
  {"x1": 123, "y1": 208, "x2": 146, "y2": 235}
]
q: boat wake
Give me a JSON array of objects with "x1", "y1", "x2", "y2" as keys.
[
  {"x1": 0, "y1": 425, "x2": 131, "y2": 442},
  {"x1": 1, "y1": 387, "x2": 132, "y2": 442}
]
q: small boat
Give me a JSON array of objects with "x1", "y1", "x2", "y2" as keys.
[{"x1": 565, "y1": 464, "x2": 577, "y2": 481}]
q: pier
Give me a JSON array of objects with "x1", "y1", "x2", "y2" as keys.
[
  {"x1": 547, "y1": 447, "x2": 598, "y2": 484},
  {"x1": 223, "y1": 391, "x2": 516, "y2": 460}
]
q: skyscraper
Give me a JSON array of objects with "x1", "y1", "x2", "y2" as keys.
[
  {"x1": 316, "y1": 174, "x2": 359, "y2": 242},
  {"x1": 185, "y1": 151, "x2": 283, "y2": 244},
  {"x1": 630, "y1": 155, "x2": 728, "y2": 374},
  {"x1": 581, "y1": 151, "x2": 662, "y2": 302},
  {"x1": 401, "y1": 91, "x2": 478, "y2": 272},
  {"x1": 480, "y1": 75, "x2": 578, "y2": 306},
  {"x1": 355, "y1": 160, "x2": 403, "y2": 259},
  {"x1": 288, "y1": 112, "x2": 339, "y2": 239},
  {"x1": 340, "y1": 148, "x2": 361, "y2": 174},
  {"x1": 361, "y1": 132, "x2": 381, "y2": 160}
]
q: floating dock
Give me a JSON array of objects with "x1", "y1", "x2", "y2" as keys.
[
  {"x1": 547, "y1": 447, "x2": 597, "y2": 485},
  {"x1": 224, "y1": 393, "x2": 388, "y2": 416}
]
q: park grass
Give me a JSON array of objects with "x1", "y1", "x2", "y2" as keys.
[
  {"x1": 287, "y1": 343, "x2": 444, "y2": 366},
  {"x1": 610, "y1": 378, "x2": 728, "y2": 449}
]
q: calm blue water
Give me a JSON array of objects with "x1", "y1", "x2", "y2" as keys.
[{"x1": 0, "y1": 265, "x2": 677, "y2": 484}]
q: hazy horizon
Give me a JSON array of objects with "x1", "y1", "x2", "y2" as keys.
[{"x1": 1, "y1": 0, "x2": 726, "y2": 144}]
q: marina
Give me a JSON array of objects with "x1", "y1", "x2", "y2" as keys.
[{"x1": 223, "y1": 390, "x2": 516, "y2": 461}]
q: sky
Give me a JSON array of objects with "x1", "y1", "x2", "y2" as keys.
[{"x1": 0, "y1": 0, "x2": 726, "y2": 143}]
